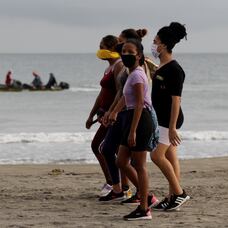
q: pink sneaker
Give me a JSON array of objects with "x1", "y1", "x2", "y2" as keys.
[{"x1": 148, "y1": 194, "x2": 159, "y2": 208}]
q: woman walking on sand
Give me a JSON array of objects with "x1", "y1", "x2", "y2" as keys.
[
  {"x1": 109, "y1": 39, "x2": 153, "y2": 220},
  {"x1": 86, "y1": 35, "x2": 123, "y2": 197},
  {"x1": 99, "y1": 28, "x2": 157, "y2": 203},
  {"x1": 150, "y1": 22, "x2": 190, "y2": 211}
]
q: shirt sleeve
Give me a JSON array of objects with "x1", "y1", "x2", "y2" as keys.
[
  {"x1": 130, "y1": 71, "x2": 145, "y2": 86},
  {"x1": 168, "y1": 66, "x2": 185, "y2": 97}
]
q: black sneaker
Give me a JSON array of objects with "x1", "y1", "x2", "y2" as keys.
[
  {"x1": 121, "y1": 192, "x2": 140, "y2": 205},
  {"x1": 99, "y1": 190, "x2": 125, "y2": 202},
  {"x1": 151, "y1": 197, "x2": 169, "y2": 211},
  {"x1": 123, "y1": 206, "x2": 152, "y2": 221},
  {"x1": 165, "y1": 190, "x2": 190, "y2": 211}
]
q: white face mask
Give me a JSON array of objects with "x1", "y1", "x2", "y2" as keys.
[{"x1": 151, "y1": 44, "x2": 160, "y2": 59}]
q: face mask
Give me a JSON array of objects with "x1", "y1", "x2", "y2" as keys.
[
  {"x1": 96, "y1": 49, "x2": 120, "y2": 60},
  {"x1": 121, "y1": 54, "x2": 136, "y2": 68},
  {"x1": 151, "y1": 44, "x2": 160, "y2": 59}
]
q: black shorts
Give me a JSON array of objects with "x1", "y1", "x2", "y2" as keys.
[{"x1": 120, "y1": 108, "x2": 153, "y2": 152}]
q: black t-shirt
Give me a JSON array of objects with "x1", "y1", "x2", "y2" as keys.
[{"x1": 152, "y1": 60, "x2": 185, "y2": 129}]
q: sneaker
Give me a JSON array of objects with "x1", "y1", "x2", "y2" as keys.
[
  {"x1": 165, "y1": 190, "x2": 190, "y2": 211},
  {"x1": 99, "y1": 190, "x2": 125, "y2": 202},
  {"x1": 99, "y1": 183, "x2": 112, "y2": 197},
  {"x1": 121, "y1": 192, "x2": 140, "y2": 205},
  {"x1": 148, "y1": 194, "x2": 159, "y2": 208},
  {"x1": 152, "y1": 197, "x2": 169, "y2": 211},
  {"x1": 123, "y1": 188, "x2": 132, "y2": 199},
  {"x1": 123, "y1": 206, "x2": 152, "y2": 221}
]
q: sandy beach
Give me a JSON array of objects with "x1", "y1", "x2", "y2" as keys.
[{"x1": 0, "y1": 157, "x2": 228, "y2": 228}]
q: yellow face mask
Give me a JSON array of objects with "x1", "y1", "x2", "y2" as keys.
[{"x1": 96, "y1": 49, "x2": 120, "y2": 60}]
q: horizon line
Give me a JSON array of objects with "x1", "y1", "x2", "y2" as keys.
[{"x1": 0, "y1": 52, "x2": 228, "y2": 55}]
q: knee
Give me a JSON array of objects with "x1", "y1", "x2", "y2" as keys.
[
  {"x1": 150, "y1": 151, "x2": 162, "y2": 165},
  {"x1": 91, "y1": 140, "x2": 99, "y2": 155}
]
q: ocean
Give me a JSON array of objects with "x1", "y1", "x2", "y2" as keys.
[{"x1": 0, "y1": 53, "x2": 228, "y2": 164}]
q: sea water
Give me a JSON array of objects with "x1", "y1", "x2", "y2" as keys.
[{"x1": 0, "y1": 53, "x2": 228, "y2": 164}]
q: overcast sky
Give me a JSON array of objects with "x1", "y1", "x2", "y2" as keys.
[{"x1": 0, "y1": 0, "x2": 227, "y2": 53}]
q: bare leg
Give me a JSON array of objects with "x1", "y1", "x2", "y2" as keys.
[
  {"x1": 131, "y1": 151, "x2": 148, "y2": 210},
  {"x1": 116, "y1": 145, "x2": 139, "y2": 189},
  {"x1": 151, "y1": 143, "x2": 183, "y2": 195},
  {"x1": 166, "y1": 145, "x2": 180, "y2": 197},
  {"x1": 120, "y1": 171, "x2": 130, "y2": 189}
]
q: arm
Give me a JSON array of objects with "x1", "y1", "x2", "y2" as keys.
[
  {"x1": 85, "y1": 89, "x2": 103, "y2": 129},
  {"x1": 108, "y1": 95, "x2": 126, "y2": 124},
  {"x1": 128, "y1": 83, "x2": 144, "y2": 147},
  {"x1": 102, "y1": 63, "x2": 125, "y2": 126},
  {"x1": 169, "y1": 96, "x2": 182, "y2": 146}
]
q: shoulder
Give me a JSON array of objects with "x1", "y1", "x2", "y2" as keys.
[
  {"x1": 130, "y1": 67, "x2": 147, "y2": 84},
  {"x1": 131, "y1": 67, "x2": 146, "y2": 77},
  {"x1": 169, "y1": 60, "x2": 185, "y2": 74},
  {"x1": 113, "y1": 60, "x2": 124, "y2": 76}
]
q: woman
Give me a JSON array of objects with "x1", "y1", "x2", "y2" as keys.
[
  {"x1": 85, "y1": 35, "x2": 123, "y2": 196},
  {"x1": 100, "y1": 29, "x2": 158, "y2": 207},
  {"x1": 150, "y1": 22, "x2": 190, "y2": 211},
  {"x1": 110, "y1": 39, "x2": 153, "y2": 220},
  {"x1": 99, "y1": 28, "x2": 149, "y2": 202}
]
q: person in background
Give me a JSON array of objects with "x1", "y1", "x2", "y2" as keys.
[
  {"x1": 5, "y1": 70, "x2": 13, "y2": 87},
  {"x1": 85, "y1": 35, "x2": 123, "y2": 197},
  {"x1": 31, "y1": 71, "x2": 43, "y2": 89},
  {"x1": 45, "y1": 73, "x2": 58, "y2": 89},
  {"x1": 5, "y1": 70, "x2": 22, "y2": 88},
  {"x1": 150, "y1": 22, "x2": 190, "y2": 211}
]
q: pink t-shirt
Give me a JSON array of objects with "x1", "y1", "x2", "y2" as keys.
[{"x1": 123, "y1": 66, "x2": 151, "y2": 109}]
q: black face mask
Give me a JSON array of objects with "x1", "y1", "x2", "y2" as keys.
[{"x1": 121, "y1": 54, "x2": 136, "y2": 68}]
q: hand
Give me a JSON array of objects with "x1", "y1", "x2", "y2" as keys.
[
  {"x1": 108, "y1": 111, "x2": 117, "y2": 125},
  {"x1": 102, "y1": 111, "x2": 110, "y2": 127},
  {"x1": 169, "y1": 128, "x2": 181, "y2": 146},
  {"x1": 128, "y1": 131, "x2": 136, "y2": 147},
  {"x1": 85, "y1": 117, "x2": 93, "y2": 129}
]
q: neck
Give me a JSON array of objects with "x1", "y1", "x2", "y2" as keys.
[
  {"x1": 108, "y1": 58, "x2": 118, "y2": 65},
  {"x1": 159, "y1": 52, "x2": 172, "y2": 65},
  {"x1": 129, "y1": 64, "x2": 139, "y2": 73}
]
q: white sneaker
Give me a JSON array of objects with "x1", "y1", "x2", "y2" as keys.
[{"x1": 99, "y1": 183, "x2": 113, "y2": 197}]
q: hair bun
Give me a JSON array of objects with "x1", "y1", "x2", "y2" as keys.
[
  {"x1": 169, "y1": 22, "x2": 187, "y2": 42},
  {"x1": 136, "y1": 28, "x2": 148, "y2": 38}
]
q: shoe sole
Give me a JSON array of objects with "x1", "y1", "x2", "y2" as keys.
[
  {"x1": 121, "y1": 202, "x2": 140, "y2": 206},
  {"x1": 99, "y1": 196, "x2": 125, "y2": 203},
  {"x1": 165, "y1": 196, "x2": 190, "y2": 211},
  {"x1": 152, "y1": 207, "x2": 180, "y2": 211},
  {"x1": 124, "y1": 215, "x2": 152, "y2": 221}
]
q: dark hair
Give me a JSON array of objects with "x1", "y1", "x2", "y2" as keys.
[
  {"x1": 101, "y1": 35, "x2": 119, "y2": 50},
  {"x1": 121, "y1": 28, "x2": 147, "y2": 41},
  {"x1": 157, "y1": 22, "x2": 187, "y2": 52},
  {"x1": 124, "y1": 38, "x2": 145, "y2": 66}
]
